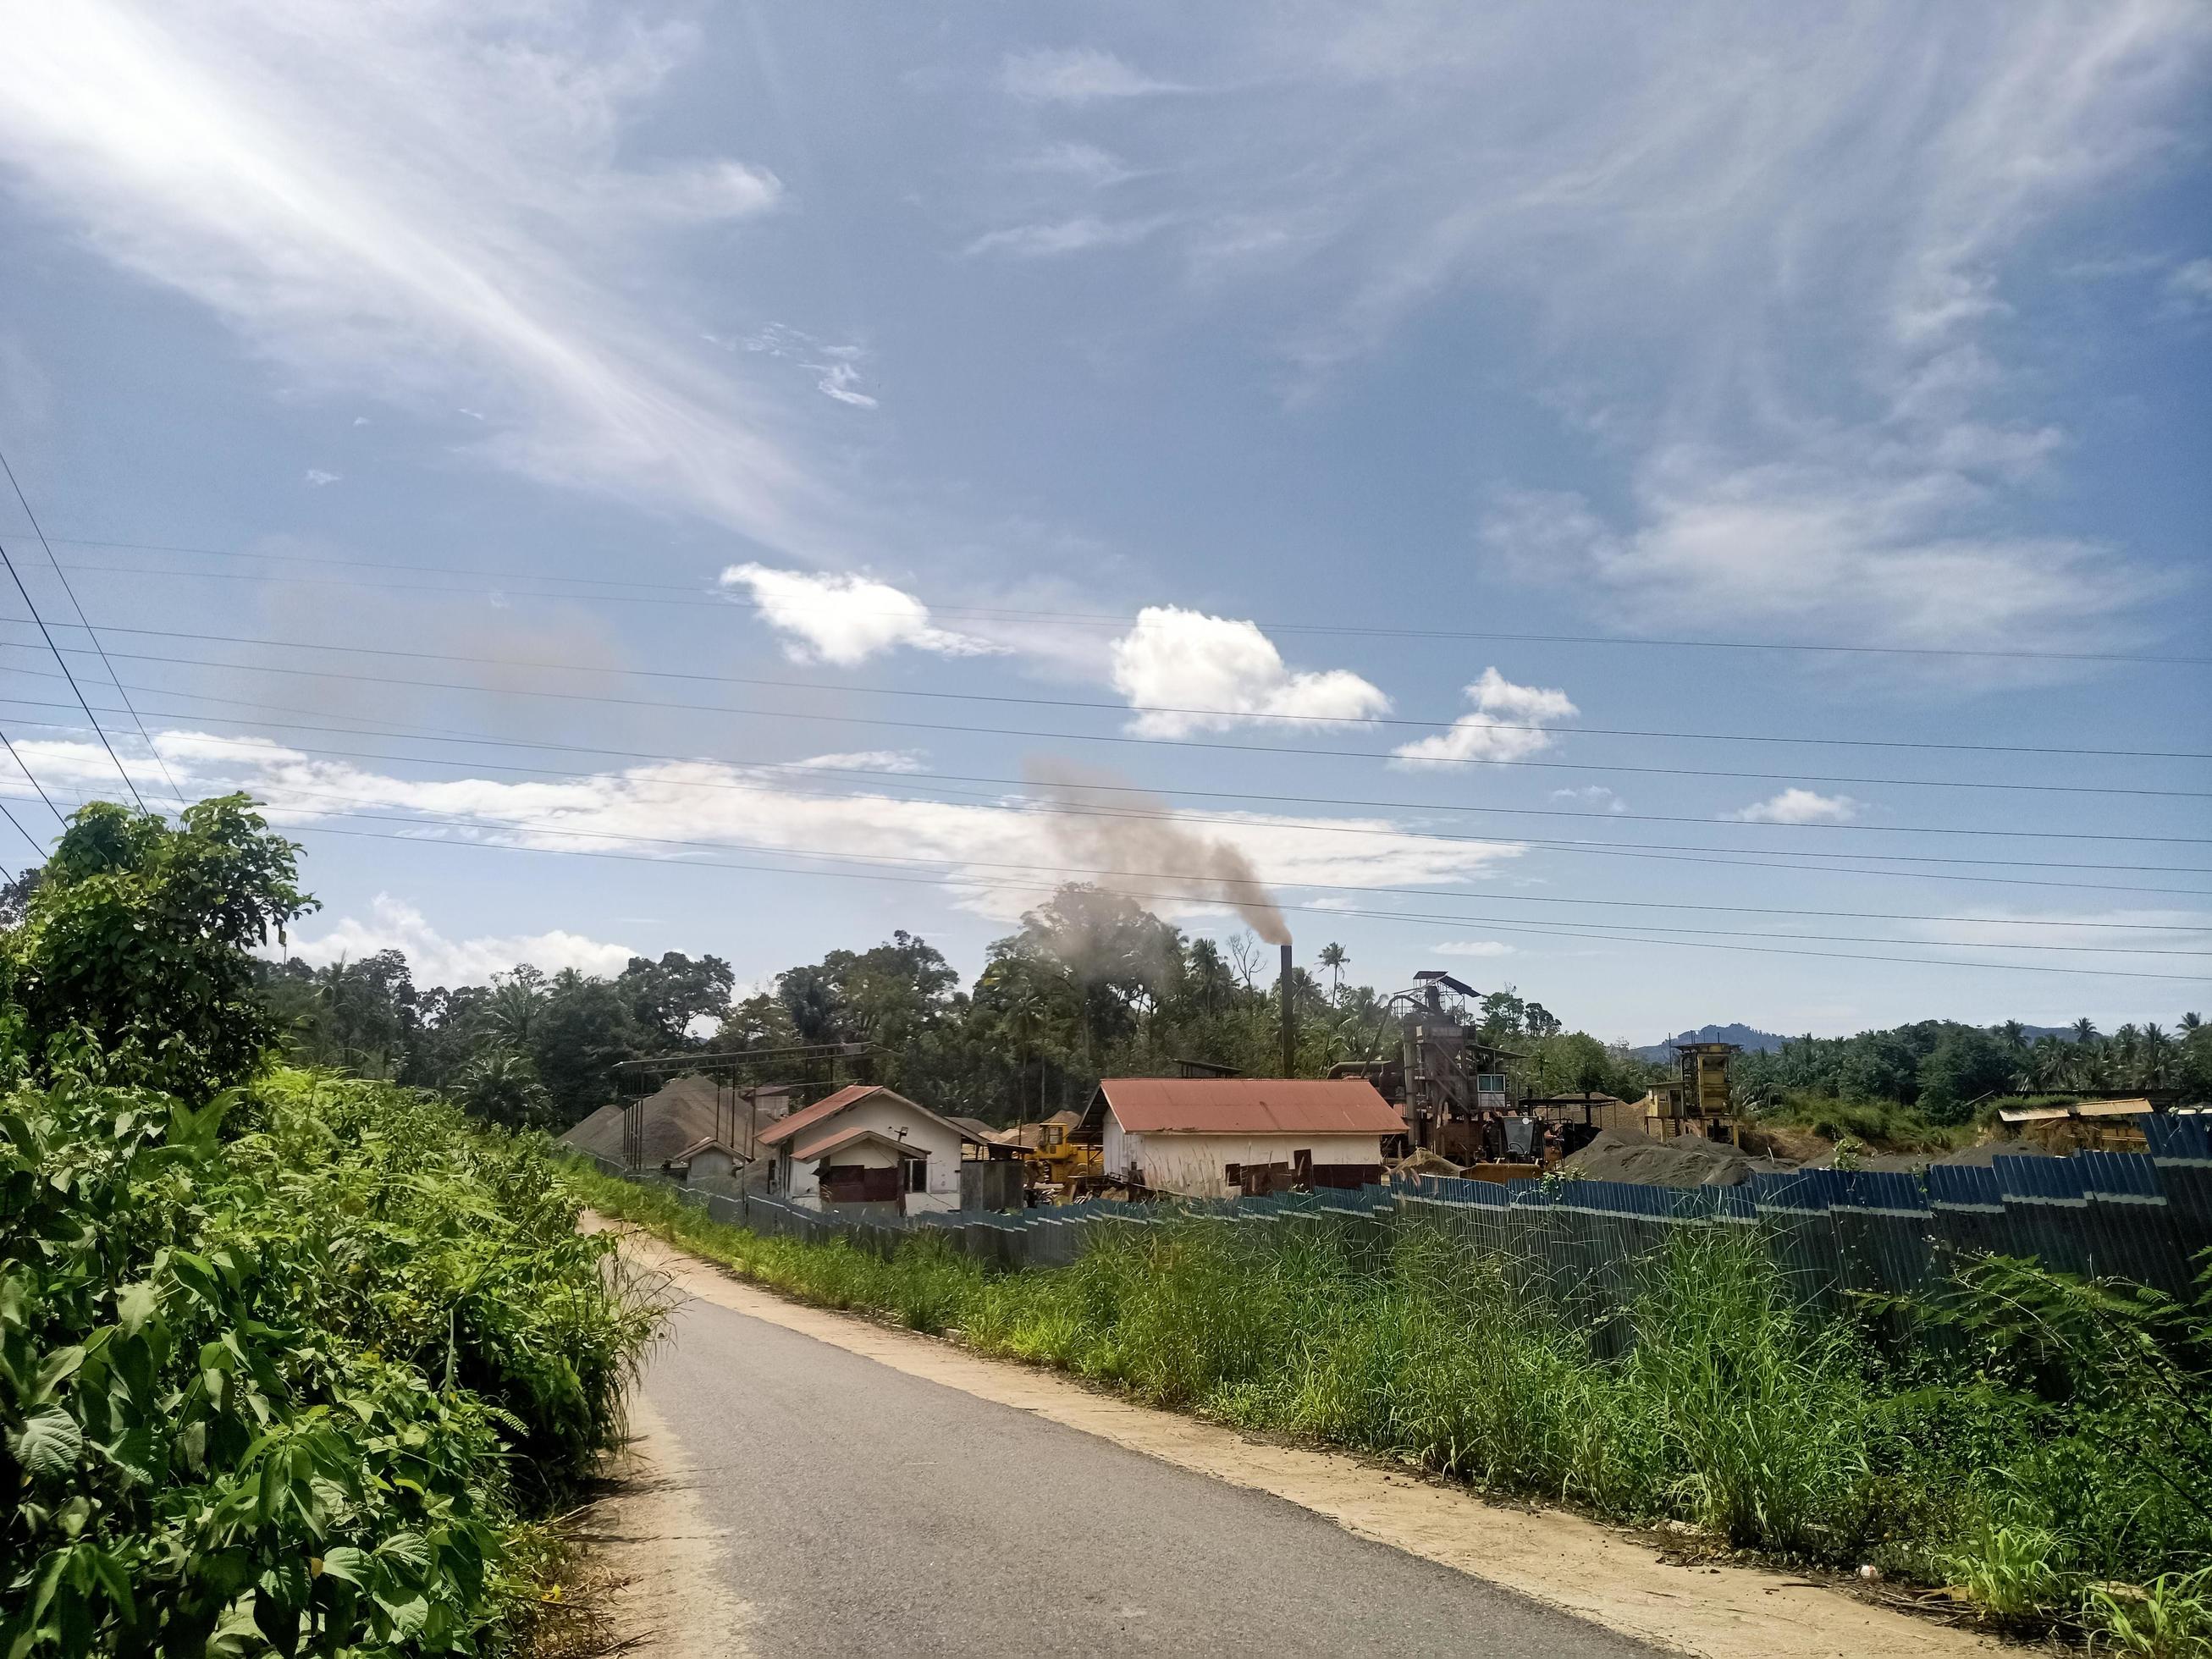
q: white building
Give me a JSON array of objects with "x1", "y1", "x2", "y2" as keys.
[
  {"x1": 1076, "y1": 1078, "x2": 1403, "y2": 1199},
  {"x1": 755, "y1": 1084, "x2": 965, "y2": 1214}
]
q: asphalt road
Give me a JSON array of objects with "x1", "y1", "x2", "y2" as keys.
[{"x1": 639, "y1": 1286, "x2": 1660, "y2": 1658}]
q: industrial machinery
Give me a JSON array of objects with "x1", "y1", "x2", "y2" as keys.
[
  {"x1": 1018, "y1": 1112, "x2": 1102, "y2": 1199},
  {"x1": 1641, "y1": 1040, "x2": 1740, "y2": 1142},
  {"x1": 1329, "y1": 971, "x2": 1526, "y2": 1163}
]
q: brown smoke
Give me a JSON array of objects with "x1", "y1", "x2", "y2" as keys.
[{"x1": 1027, "y1": 758, "x2": 1290, "y2": 945}]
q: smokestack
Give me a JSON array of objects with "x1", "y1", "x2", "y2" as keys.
[{"x1": 1280, "y1": 943, "x2": 1296, "y2": 1078}]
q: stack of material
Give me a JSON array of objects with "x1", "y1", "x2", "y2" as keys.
[
  {"x1": 561, "y1": 1074, "x2": 763, "y2": 1170},
  {"x1": 1561, "y1": 1128, "x2": 1755, "y2": 1188}
]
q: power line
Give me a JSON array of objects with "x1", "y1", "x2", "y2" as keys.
[
  {"x1": 7, "y1": 625, "x2": 2209, "y2": 816},
  {"x1": 284, "y1": 818, "x2": 2212, "y2": 983},
  {"x1": 0, "y1": 793, "x2": 41, "y2": 857},
  {"x1": 41, "y1": 534, "x2": 2212, "y2": 667},
  {"x1": 180, "y1": 788, "x2": 2212, "y2": 955},
  {"x1": 0, "y1": 720, "x2": 68, "y2": 830},
  {"x1": 14, "y1": 604, "x2": 2207, "y2": 764},
  {"x1": 7, "y1": 690, "x2": 2211, "y2": 876},
  {"x1": 0, "y1": 545, "x2": 144, "y2": 811},
  {"x1": 0, "y1": 454, "x2": 184, "y2": 809}
]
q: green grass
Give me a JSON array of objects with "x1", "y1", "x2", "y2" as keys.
[
  {"x1": 571, "y1": 1163, "x2": 2211, "y2": 1635},
  {"x1": 1753, "y1": 1091, "x2": 1975, "y2": 1152}
]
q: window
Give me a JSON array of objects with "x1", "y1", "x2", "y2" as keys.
[
  {"x1": 1223, "y1": 1162, "x2": 1241, "y2": 1188},
  {"x1": 1476, "y1": 1072, "x2": 1508, "y2": 1094},
  {"x1": 903, "y1": 1155, "x2": 927, "y2": 1194}
]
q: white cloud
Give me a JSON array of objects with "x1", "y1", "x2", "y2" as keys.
[
  {"x1": 965, "y1": 217, "x2": 1165, "y2": 259},
  {"x1": 1480, "y1": 447, "x2": 2165, "y2": 659},
  {"x1": 302, "y1": 468, "x2": 339, "y2": 487},
  {"x1": 1392, "y1": 668, "x2": 1576, "y2": 766},
  {"x1": 1109, "y1": 606, "x2": 1390, "y2": 737},
  {"x1": 737, "y1": 324, "x2": 877, "y2": 408},
  {"x1": 788, "y1": 750, "x2": 927, "y2": 774},
  {"x1": 719, "y1": 565, "x2": 1002, "y2": 666},
  {"x1": 1019, "y1": 142, "x2": 1137, "y2": 186},
  {"x1": 1001, "y1": 48, "x2": 1180, "y2": 105},
  {"x1": 279, "y1": 893, "x2": 635, "y2": 986},
  {"x1": 1433, "y1": 940, "x2": 1514, "y2": 957},
  {"x1": 1724, "y1": 789, "x2": 1864, "y2": 825},
  {"x1": 2165, "y1": 257, "x2": 2212, "y2": 311},
  {"x1": 6, "y1": 727, "x2": 1528, "y2": 929},
  {"x1": 0, "y1": 4, "x2": 822, "y2": 548},
  {"x1": 1551, "y1": 785, "x2": 1625, "y2": 813}
]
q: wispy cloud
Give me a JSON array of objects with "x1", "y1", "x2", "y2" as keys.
[
  {"x1": 1433, "y1": 940, "x2": 1514, "y2": 957},
  {"x1": 1001, "y1": 48, "x2": 1183, "y2": 106},
  {"x1": 1724, "y1": 789, "x2": 1864, "y2": 825},
  {"x1": 302, "y1": 468, "x2": 340, "y2": 488},
  {"x1": 5, "y1": 728, "x2": 1528, "y2": 926},
  {"x1": 719, "y1": 565, "x2": 1004, "y2": 666},
  {"x1": 965, "y1": 216, "x2": 1166, "y2": 259},
  {"x1": 1109, "y1": 606, "x2": 1388, "y2": 736},
  {"x1": 1552, "y1": 785, "x2": 1626, "y2": 813},
  {"x1": 0, "y1": 3, "x2": 824, "y2": 548}
]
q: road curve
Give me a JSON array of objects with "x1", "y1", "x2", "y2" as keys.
[{"x1": 635, "y1": 1278, "x2": 1660, "y2": 1658}]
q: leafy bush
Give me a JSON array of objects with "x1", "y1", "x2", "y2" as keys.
[{"x1": 1, "y1": 1066, "x2": 657, "y2": 1656}]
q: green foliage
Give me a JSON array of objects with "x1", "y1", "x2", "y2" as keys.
[
  {"x1": 3, "y1": 796, "x2": 315, "y2": 1095},
  {"x1": 0, "y1": 1066, "x2": 658, "y2": 1656}
]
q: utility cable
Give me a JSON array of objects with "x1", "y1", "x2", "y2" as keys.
[
  {"x1": 284, "y1": 819, "x2": 2212, "y2": 983},
  {"x1": 168, "y1": 785, "x2": 2212, "y2": 956},
  {"x1": 0, "y1": 795, "x2": 41, "y2": 858},
  {"x1": 0, "y1": 451, "x2": 184, "y2": 808},
  {"x1": 0, "y1": 720, "x2": 68, "y2": 830},
  {"x1": 4, "y1": 691, "x2": 2209, "y2": 873},
  {"x1": 4, "y1": 626, "x2": 2206, "y2": 813},
  {"x1": 0, "y1": 545, "x2": 144, "y2": 811},
  {"x1": 10, "y1": 609, "x2": 2205, "y2": 763},
  {"x1": 39, "y1": 534, "x2": 2212, "y2": 666}
]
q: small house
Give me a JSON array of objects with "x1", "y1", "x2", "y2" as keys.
[
  {"x1": 1073, "y1": 1078, "x2": 1402, "y2": 1199},
  {"x1": 662, "y1": 1136, "x2": 748, "y2": 1194},
  {"x1": 754, "y1": 1084, "x2": 966, "y2": 1214}
]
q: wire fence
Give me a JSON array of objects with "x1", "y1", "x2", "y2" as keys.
[{"x1": 583, "y1": 1113, "x2": 2212, "y2": 1327}]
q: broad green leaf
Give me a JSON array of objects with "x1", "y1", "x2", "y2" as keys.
[
  {"x1": 317, "y1": 1546, "x2": 368, "y2": 1586},
  {"x1": 8, "y1": 1405, "x2": 83, "y2": 1478}
]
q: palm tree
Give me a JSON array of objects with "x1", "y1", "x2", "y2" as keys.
[
  {"x1": 1318, "y1": 942, "x2": 1349, "y2": 1003},
  {"x1": 2072, "y1": 1017, "x2": 2099, "y2": 1045}
]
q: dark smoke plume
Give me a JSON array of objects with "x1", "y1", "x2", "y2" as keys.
[{"x1": 1027, "y1": 759, "x2": 1290, "y2": 945}]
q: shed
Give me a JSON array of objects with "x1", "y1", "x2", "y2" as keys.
[
  {"x1": 1076, "y1": 1078, "x2": 1401, "y2": 1199},
  {"x1": 662, "y1": 1136, "x2": 748, "y2": 1193}
]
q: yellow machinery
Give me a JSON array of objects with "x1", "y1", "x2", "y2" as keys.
[
  {"x1": 1643, "y1": 1041, "x2": 1740, "y2": 1142},
  {"x1": 1021, "y1": 1116, "x2": 1101, "y2": 1199}
]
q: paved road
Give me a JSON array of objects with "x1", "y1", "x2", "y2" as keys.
[{"x1": 638, "y1": 1286, "x2": 1658, "y2": 1658}]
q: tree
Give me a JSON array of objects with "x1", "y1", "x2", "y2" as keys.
[
  {"x1": 454, "y1": 1045, "x2": 553, "y2": 1128},
  {"x1": 1318, "y1": 942, "x2": 1348, "y2": 1002},
  {"x1": 617, "y1": 951, "x2": 735, "y2": 1049},
  {"x1": 0, "y1": 795, "x2": 313, "y2": 1095},
  {"x1": 528, "y1": 970, "x2": 642, "y2": 1125}
]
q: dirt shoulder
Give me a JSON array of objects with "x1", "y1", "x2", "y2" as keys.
[{"x1": 595, "y1": 1216, "x2": 2000, "y2": 1659}]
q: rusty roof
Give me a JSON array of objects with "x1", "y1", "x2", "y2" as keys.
[
  {"x1": 792, "y1": 1125, "x2": 929, "y2": 1163},
  {"x1": 1088, "y1": 1078, "x2": 1404, "y2": 1138},
  {"x1": 755, "y1": 1083, "x2": 885, "y2": 1149}
]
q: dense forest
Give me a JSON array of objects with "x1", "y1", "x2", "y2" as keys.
[{"x1": 245, "y1": 880, "x2": 2210, "y2": 1132}]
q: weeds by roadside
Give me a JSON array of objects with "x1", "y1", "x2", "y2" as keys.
[{"x1": 572, "y1": 1161, "x2": 2212, "y2": 1645}]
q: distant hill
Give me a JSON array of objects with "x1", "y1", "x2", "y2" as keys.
[
  {"x1": 1632, "y1": 1021, "x2": 2079, "y2": 1063},
  {"x1": 1630, "y1": 1023, "x2": 1789, "y2": 1062}
]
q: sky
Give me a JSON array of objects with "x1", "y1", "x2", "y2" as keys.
[{"x1": 0, "y1": 0, "x2": 2207, "y2": 1043}]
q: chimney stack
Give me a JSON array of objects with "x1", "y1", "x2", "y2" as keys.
[{"x1": 1280, "y1": 942, "x2": 1297, "y2": 1078}]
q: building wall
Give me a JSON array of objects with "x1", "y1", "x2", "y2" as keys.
[
  {"x1": 775, "y1": 1095, "x2": 963, "y2": 1213},
  {"x1": 685, "y1": 1147, "x2": 744, "y2": 1194},
  {"x1": 1103, "y1": 1122, "x2": 1387, "y2": 1198}
]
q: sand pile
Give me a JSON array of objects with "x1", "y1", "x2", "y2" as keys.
[
  {"x1": 1562, "y1": 1128, "x2": 1755, "y2": 1188},
  {"x1": 1394, "y1": 1146, "x2": 1463, "y2": 1177}
]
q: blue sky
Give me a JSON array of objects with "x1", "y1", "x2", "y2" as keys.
[{"x1": 0, "y1": 1, "x2": 2207, "y2": 1040}]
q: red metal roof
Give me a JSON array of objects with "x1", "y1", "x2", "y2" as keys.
[
  {"x1": 755, "y1": 1083, "x2": 883, "y2": 1149},
  {"x1": 1093, "y1": 1078, "x2": 1404, "y2": 1138}
]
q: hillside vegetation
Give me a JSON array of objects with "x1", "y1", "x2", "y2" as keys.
[{"x1": 1, "y1": 798, "x2": 659, "y2": 1656}]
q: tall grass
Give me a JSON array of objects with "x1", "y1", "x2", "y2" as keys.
[{"x1": 573, "y1": 1165, "x2": 2212, "y2": 1637}]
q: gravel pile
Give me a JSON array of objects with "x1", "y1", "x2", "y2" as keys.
[{"x1": 1561, "y1": 1128, "x2": 1757, "y2": 1188}]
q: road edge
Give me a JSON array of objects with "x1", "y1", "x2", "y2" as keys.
[{"x1": 603, "y1": 1218, "x2": 2000, "y2": 1659}]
